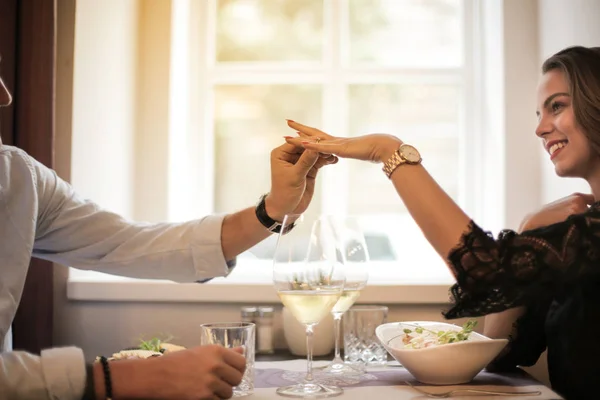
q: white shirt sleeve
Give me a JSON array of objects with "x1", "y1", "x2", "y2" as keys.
[
  {"x1": 27, "y1": 153, "x2": 233, "y2": 282},
  {"x1": 0, "y1": 347, "x2": 86, "y2": 400}
]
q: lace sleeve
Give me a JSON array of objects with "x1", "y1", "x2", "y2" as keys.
[{"x1": 444, "y1": 207, "x2": 600, "y2": 319}]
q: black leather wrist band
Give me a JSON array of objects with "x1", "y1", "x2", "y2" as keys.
[{"x1": 255, "y1": 194, "x2": 295, "y2": 234}]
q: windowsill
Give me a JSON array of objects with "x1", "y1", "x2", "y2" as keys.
[
  {"x1": 66, "y1": 278, "x2": 453, "y2": 304},
  {"x1": 67, "y1": 258, "x2": 456, "y2": 304}
]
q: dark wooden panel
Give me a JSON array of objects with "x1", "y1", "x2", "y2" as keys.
[
  {"x1": 13, "y1": 0, "x2": 56, "y2": 162},
  {"x1": 11, "y1": 0, "x2": 57, "y2": 354},
  {"x1": 0, "y1": 0, "x2": 17, "y2": 145}
]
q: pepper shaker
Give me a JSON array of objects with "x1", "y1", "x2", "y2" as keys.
[
  {"x1": 256, "y1": 306, "x2": 275, "y2": 354},
  {"x1": 240, "y1": 306, "x2": 258, "y2": 350},
  {"x1": 241, "y1": 306, "x2": 258, "y2": 324}
]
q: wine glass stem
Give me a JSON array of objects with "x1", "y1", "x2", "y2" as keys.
[
  {"x1": 332, "y1": 312, "x2": 343, "y2": 363},
  {"x1": 305, "y1": 324, "x2": 315, "y2": 382}
]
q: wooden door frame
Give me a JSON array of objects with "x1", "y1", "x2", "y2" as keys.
[
  {"x1": 0, "y1": 0, "x2": 17, "y2": 144},
  {"x1": 1, "y1": 0, "x2": 57, "y2": 354}
]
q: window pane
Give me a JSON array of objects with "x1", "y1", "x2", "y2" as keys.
[
  {"x1": 347, "y1": 84, "x2": 461, "y2": 215},
  {"x1": 214, "y1": 85, "x2": 322, "y2": 218},
  {"x1": 348, "y1": 0, "x2": 462, "y2": 67},
  {"x1": 216, "y1": 0, "x2": 324, "y2": 62}
]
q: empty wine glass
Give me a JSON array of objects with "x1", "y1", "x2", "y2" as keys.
[{"x1": 273, "y1": 214, "x2": 345, "y2": 398}]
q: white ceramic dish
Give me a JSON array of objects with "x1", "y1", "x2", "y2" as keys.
[{"x1": 376, "y1": 321, "x2": 508, "y2": 385}]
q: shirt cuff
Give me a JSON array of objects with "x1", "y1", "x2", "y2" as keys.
[
  {"x1": 190, "y1": 214, "x2": 236, "y2": 281},
  {"x1": 41, "y1": 347, "x2": 86, "y2": 400},
  {"x1": 196, "y1": 259, "x2": 237, "y2": 283}
]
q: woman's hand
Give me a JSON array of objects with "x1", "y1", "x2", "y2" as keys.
[
  {"x1": 286, "y1": 119, "x2": 473, "y2": 265},
  {"x1": 285, "y1": 120, "x2": 402, "y2": 164},
  {"x1": 519, "y1": 192, "x2": 596, "y2": 232}
]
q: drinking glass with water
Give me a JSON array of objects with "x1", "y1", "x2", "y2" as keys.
[
  {"x1": 200, "y1": 322, "x2": 255, "y2": 397},
  {"x1": 343, "y1": 305, "x2": 388, "y2": 366}
]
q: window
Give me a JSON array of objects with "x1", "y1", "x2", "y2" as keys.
[
  {"x1": 184, "y1": 0, "x2": 475, "y2": 285},
  {"x1": 68, "y1": 0, "x2": 484, "y2": 291}
]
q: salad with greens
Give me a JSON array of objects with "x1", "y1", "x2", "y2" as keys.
[
  {"x1": 139, "y1": 335, "x2": 173, "y2": 353},
  {"x1": 400, "y1": 320, "x2": 478, "y2": 349},
  {"x1": 100, "y1": 334, "x2": 186, "y2": 361}
]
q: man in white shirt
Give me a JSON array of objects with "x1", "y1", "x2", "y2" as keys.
[{"x1": 0, "y1": 75, "x2": 337, "y2": 399}]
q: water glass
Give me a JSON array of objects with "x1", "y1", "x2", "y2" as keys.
[
  {"x1": 343, "y1": 305, "x2": 388, "y2": 366},
  {"x1": 200, "y1": 322, "x2": 255, "y2": 397}
]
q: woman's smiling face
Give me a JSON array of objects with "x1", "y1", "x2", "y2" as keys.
[{"x1": 535, "y1": 69, "x2": 600, "y2": 180}]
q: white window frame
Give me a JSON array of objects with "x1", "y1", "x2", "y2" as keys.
[{"x1": 68, "y1": 0, "x2": 505, "y2": 304}]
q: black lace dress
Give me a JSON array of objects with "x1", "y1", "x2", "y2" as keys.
[{"x1": 444, "y1": 205, "x2": 600, "y2": 400}]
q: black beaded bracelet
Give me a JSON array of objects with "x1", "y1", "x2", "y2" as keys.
[{"x1": 99, "y1": 356, "x2": 113, "y2": 400}]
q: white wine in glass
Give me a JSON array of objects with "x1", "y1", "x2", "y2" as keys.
[
  {"x1": 321, "y1": 216, "x2": 369, "y2": 377},
  {"x1": 273, "y1": 214, "x2": 345, "y2": 398},
  {"x1": 331, "y1": 283, "x2": 365, "y2": 314},
  {"x1": 278, "y1": 290, "x2": 341, "y2": 325}
]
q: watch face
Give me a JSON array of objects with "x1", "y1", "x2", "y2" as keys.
[{"x1": 400, "y1": 144, "x2": 421, "y2": 163}]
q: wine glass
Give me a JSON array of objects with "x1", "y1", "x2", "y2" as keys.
[
  {"x1": 320, "y1": 216, "x2": 370, "y2": 376},
  {"x1": 273, "y1": 214, "x2": 345, "y2": 398}
]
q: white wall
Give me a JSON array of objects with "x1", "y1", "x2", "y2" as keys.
[
  {"x1": 502, "y1": 0, "x2": 542, "y2": 229},
  {"x1": 133, "y1": 0, "x2": 172, "y2": 222},
  {"x1": 70, "y1": 0, "x2": 139, "y2": 218},
  {"x1": 538, "y1": 0, "x2": 600, "y2": 202}
]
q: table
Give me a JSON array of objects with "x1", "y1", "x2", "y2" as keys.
[{"x1": 249, "y1": 359, "x2": 563, "y2": 399}]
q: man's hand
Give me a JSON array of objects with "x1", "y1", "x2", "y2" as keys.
[
  {"x1": 265, "y1": 142, "x2": 338, "y2": 221},
  {"x1": 519, "y1": 192, "x2": 596, "y2": 232},
  {"x1": 103, "y1": 345, "x2": 246, "y2": 400},
  {"x1": 219, "y1": 142, "x2": 336, "y2": 260}
]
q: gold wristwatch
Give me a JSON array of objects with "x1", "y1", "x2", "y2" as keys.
[{"x1": 382, "y1": 144, "x2": 422, "y2": 178}]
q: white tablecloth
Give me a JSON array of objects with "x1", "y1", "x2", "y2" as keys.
[{"x1": 249, "y1": 359, "x2": 562, "y2": 399}]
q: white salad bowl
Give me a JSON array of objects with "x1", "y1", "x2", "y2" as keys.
[{"x1": 376, "y1": 321, "x2": 508, "y2": 385}]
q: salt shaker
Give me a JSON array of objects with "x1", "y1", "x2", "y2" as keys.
[{"x1": 256, "y1": 306, "x2": 275, "y2": 354}]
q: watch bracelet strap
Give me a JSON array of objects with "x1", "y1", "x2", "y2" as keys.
[{"x1": 382, "y1": 149, "x2": 406, "y2": 179}]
